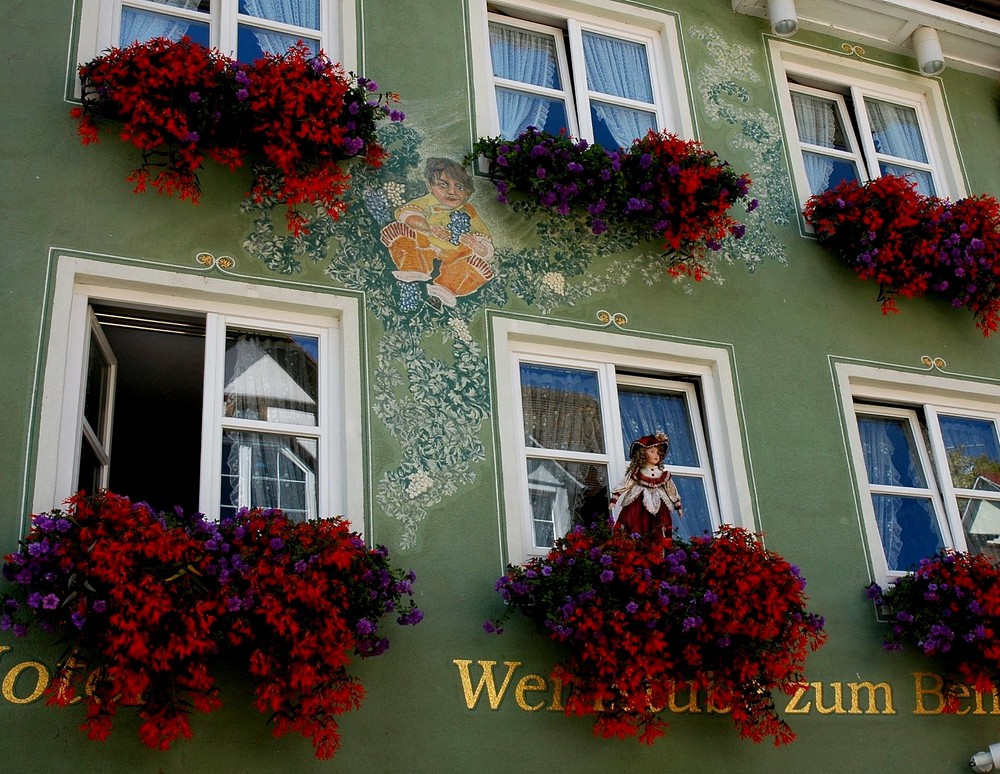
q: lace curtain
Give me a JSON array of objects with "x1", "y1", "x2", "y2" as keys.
[
  {"x1": 489, "y1": 23, "x2": 557, "y2": 139},
  {"x1": 243, "y1": 0, "x2": 320, "y2": 54},
  {"x1": 582, "y1": 32, "x2": 654, "y2": 149},
  {"x1": 120, "y1": 0, "x2": 201, "y2": 45},
  {"x1": 791, "y1": 91, "x2": 838, "y2": 194},
  {"x1": 866, "y1": 98, "x2": 934, "y2": 194},
  {"x1": 858, "y1": 416, "x2": 910, "y2": 570}
]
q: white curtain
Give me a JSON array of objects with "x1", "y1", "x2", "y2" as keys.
[
  {"x1": 791, "y1": 92, "x2": 837, "y2": 194},
  {"x1": 120, "y1": 0, "x2": 201, "y2": 45},
  {"x1": 244, "y1": 0, "x2": 319, "y2": 54},
  {"x1": 866, "y1": 99, "x2": 934, "y2": 194},
  {"x1": 582, "y1": 32, "x2": 654, "y2": 148},
  {"x1": 617, "y1": 389, "x2": 693, "y2": 466},
  {"x1": 866, "y1": 99, "x2": 928, "y2": 163},
  {"x1": 489, "y1": 23, "x2": 556, "y2": 139},
  {"x1": 858, "y1": 417, "x2": 906, "y2": 570}
]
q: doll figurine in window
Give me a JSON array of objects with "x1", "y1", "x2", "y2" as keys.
[{"x1": 610, "y1": 432, "x2": 682, "y2": 539}]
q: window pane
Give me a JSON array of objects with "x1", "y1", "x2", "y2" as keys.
[
  {"x1": 77, "y1": 438, "x2": 102, "y2": 494},
  {"x1": 878, "y1": 163, "x2": 935, "y2": 196},
  {"x1": 489, "y1": 23, "x2": 561, "y2": 89},
  {"x1": 856, "y1": 415, "x2": 928, "y2": 488},
  {"x1": 790, "y1": 92, "x2": 851, "y2": 151},
  {"x1": 672, "y1": 475, "x2": 712, "y2": 540},
  {"x1": 519, "y1": 363, "x2": 605, "y2": 454},
  {"x1": 959, "y1": 494, "x2": 1000, "y2": 562},
  {"x1": 865, "y1": 98, "x2": 929, "y2": 164},
  {"x1": 939, "y1": 415, "x2": 1000, "y2": 489},
  {"x1": 590, "y1": 101, "x2": 656, "y2": 150},
  {"x1": 237, "y1": 25, "x2": 319, "y2": 60},
  {"x1": 120, "y1": 7, "x2": 210, "y2": 47},
  {"x1": 617, "y1": 386, "x2": 697, "y2": 467},
  {"x1": 240, "y1": 0, "x2": 319, "y2": 30},
  {"x1": 224, "y1": 330, "x2": 319, "y2": 425},
  {"x1": 872, "y1": 494, "x2": 944, "y2": 572},
  {"x1": 802, "y1": 150, "x2": 860, "y2": 195},
  {"x1": 221, "y1": 431, "x2": 318, "y2": 522},
  {"x1": 84, "y1": 338, "x2": 111, "y2": 438},
  {"x1": 581, "y1": 32, "x2": 653, "y2": 103},
  {"x1": 526, "y1": 459, "x2": 608, "y2": 547},
  {"x1": 494, "y1": 87, "x2": 569, "y2": 139}
]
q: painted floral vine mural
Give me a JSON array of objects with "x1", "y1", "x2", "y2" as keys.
[{"x1": 237, "y1": 28, "x2": 788, "y2": 549}]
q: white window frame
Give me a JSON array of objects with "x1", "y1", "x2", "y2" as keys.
[
  {"x1": 32, "y1": 255, "x2": 364, "y2": 530},
  {"x1": 491, "y1": 316, "x2": 753, "y2": 561},
  {"x1": 75, "y1": 0, "x2": 356, "y2": 73},
  {"x1": 836, "y1": 362, "x2": 1000, "y2": 586},
  {"x1": 769, "y1": 39, "x2": 965, "y2": 212},
  {"x1": 469, "y1": 0, "x2": 693, "y2": 145}
]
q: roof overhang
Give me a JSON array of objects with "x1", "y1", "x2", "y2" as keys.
[{"x1": 733, "y1": 0, "x2": 1000, "y2": 78}]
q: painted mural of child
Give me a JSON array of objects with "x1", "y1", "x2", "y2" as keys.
[{"x1": 380, "y1": 158, "x2": 495, "y2": 311}]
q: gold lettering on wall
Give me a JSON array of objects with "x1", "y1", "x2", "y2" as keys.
[
  {"x1": 848, "y1": 682, "x2": 895, "y2": 715},
  {"x1": 1, "y1": 661, "x2": 49, "y2": 705}
]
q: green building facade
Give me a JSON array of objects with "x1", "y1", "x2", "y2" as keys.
[{"x1": 2, "y1": 0, "x2": 1000, "y2": 771}]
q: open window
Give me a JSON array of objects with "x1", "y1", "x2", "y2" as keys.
[
  {"x1": 32, "y1": 256, "x2": 363, "y2": 527},
  {"x1": 769, "y1": 39, "x2": 965, "y2": 209}
]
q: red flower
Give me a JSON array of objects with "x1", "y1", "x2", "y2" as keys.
[
  {"x1": 490, "y1": 522, "x2": 826, "y2": 746},
  {"x1": 71, "y1": 38, "x2": 403, "y2": 233},
  {"x1": 0, "y1": 492, "x2": 421, "y2": 760},
  {"x1": 804, "y1": 176, "x2": 1000, "y2": 335}
]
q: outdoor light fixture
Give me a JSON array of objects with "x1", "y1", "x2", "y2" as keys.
[
  {"x1": 970, "y1": 742, "x2": 1000, "y2": 772},
  {"x1": 768, "y1": 0, "x2": 798, "y2": 37},
  {"x1": 913, "y1": 26, "x2": 946, "y2": 76}
]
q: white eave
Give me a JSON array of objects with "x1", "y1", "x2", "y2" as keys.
[{"x1": 733, "y1": 0, "x2": 1000, "y2": 78}]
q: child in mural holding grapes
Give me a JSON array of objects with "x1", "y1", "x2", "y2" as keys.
[{"x1": 380, "y1": 157, "x2": 495, "y2": 311}]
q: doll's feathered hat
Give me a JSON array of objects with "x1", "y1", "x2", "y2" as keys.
[{"x1": 629, "y1": 431, "x2": 669, "y2": 459}]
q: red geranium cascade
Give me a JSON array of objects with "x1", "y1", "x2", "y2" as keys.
[
  {"x1": 489, "y1": 522, "x2": 826, "y2": 746},
  {"x1": 0, "y1": 492, "x2": 422, "y2": 760},
  {"x1": 803, "y1": 175, "x2": 1000, "y2": 335},
  {"x1": 71, "y1": 37, "x2": 404, "y2": 235}
]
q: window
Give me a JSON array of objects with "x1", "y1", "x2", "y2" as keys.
[
  {"x1": 32, "y1": 256, "x2": 363, "y2": 527},
  {"x1": 769, "y1": 40, "x2": 964, "y2": 207},
  {"x1": 76, "y1": 0, "x2": 353, "y2": 68},
  {"x1": 470, "y1": 1, "x2": 692, "y2": 148},
  {"x1": 492, "y1": 316, "x2": 753, "y2": 560},
  {"x1": 837, "y1": 363, "x2": 1000, "y2": 584}
]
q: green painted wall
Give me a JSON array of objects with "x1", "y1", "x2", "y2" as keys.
[{"x1": 2, "y1": 0, "x2": 1000, "y2": 771}]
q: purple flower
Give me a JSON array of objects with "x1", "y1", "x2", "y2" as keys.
[
  {"x1": 41, "y1": 594, "x2": 59, "y2": 610},
  {"x1": 536, "y1": 167, "x2": 547, "y2": 179},
  {"x1": 348, "y1": 101, "x2": 360, "y2": 114},
  {"x1": 184, "y1": 131, "x2": 200, "y2": 143},
  {"x1": 747, "y1": 198, "x2": 759, "y2": 212},
  {"x1": 567, "y1": 162, "x2": 583, "y2": 174},
  {"x1": 356, "y1": 618, "x2": 376, "y2": 635},
  {"x1": 483, "y1": 620, "x2": 503, "y2": 635},
  {"x1": 92, "y1": 599, "x2": 107, "y2": 613},
  {"x1": 189, "y1": 91, "x2": 201, "y2": 102},
  {"x1": 639, "y1": 153, "x2": 652, "y2": 170},
  {"x1": 599, "y1": 569, "x2": 614, "y2": 583},
  {"x1": 398, "y1": 608, "x2": 423, "y2": 626},
  {"x1": 625, "y1": 601, "x2": 638, "y2": 614},
  {"x1": 236, "y1": 88, "x2": 249, "y2": 101},
  {"x1": 389, "y1": 109, "x2": 405, "y2": 122}
]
